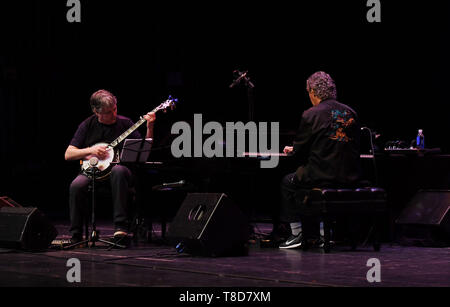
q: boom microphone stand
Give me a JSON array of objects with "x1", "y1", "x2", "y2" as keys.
[
  {"x1": 229, "y1": 70, "x2": 257, "y2": 238},
  {"x1": 65, "y1": 157, "x2": 126, "y2": 250}
]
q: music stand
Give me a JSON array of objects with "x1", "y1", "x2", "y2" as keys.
[{"x1": 120, "y1": 138, "x2": 153, "y2": 163}]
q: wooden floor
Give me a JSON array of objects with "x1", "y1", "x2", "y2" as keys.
[{"x1": 1, "y1": 221, "x2": 449, "y2": 291}]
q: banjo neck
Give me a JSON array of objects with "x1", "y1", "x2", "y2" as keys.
[
  {"x1": 109, "y1": 116, "x2": 147, "y2": 149},
  {"x1": 107, "y1": 96, "x2": 177, "y2": 149}
]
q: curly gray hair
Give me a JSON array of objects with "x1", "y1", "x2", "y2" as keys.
[{"x1": 306, "y1": 71, "x2": 337, "y2": 101}]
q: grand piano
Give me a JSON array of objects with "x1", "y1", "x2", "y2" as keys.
[{"x1": 132, "y1": 143, "x2": 450, "y2": 243}]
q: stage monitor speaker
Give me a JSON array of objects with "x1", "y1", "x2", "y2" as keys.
[
  {"x1": 0, "y1": 207, "x2": 58, "y2": 251},
  {"x1": 396, "y1": 190, "x2": 450, "y2": 247},
  {"x1": 167, "y1": 193, "x2": 249, "y2": 256},
  {"x1": 0, "y1": 196, "x2": 22, "y2": 209}
]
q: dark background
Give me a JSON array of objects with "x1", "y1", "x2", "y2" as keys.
[{"x1": 1, "y1": 1, "x2": 449, "y2": 219}]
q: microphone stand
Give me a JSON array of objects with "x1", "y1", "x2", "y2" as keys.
[
  {"x1": 361, "y1": 127, "x2": 379, "y2": 186},
  {"x1": 247, "y1": 81, "x2": 255, "y2": 122},
  {"x1": 229, "y1": 70, "x2": 257, "y2": 238}
]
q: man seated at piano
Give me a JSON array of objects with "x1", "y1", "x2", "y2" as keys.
[
  {"x1": 64, "y1": 89, "x2": 156, "y2": 246},
  {"x1": 279, "y1": 71, "x2": 362, "y2": 249}
]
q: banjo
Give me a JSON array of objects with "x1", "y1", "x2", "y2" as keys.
[{"x1": 81, "y1": 96, "x2": 177, "y2": 180}]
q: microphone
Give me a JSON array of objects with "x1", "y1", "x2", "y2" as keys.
[
  {"x1": 229, "y1": 70, "x2": 254, "y2": 88},
  {"x1": 229, "y1": 70, "x2": 247, "y2": 88},
  {"x1": 162, "y1": 180, "x2": 186, "y2": 188},
  {"x1": 153, "y1": 180, "x2": 186, "y2": 191},
  {"x1": 89, "y1": 157, "x2": 99, "y2": 168}
]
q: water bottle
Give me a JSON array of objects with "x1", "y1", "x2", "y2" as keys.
[{"x1": 416, "y1": 129, "x2": 425, "y2": 149}]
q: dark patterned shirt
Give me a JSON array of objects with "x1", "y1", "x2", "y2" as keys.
[{"x1": 293, "y1": 99, "x2": 361, "y2": 187}]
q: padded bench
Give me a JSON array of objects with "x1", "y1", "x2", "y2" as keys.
[{"x1": 295, "y1": 187, "x2": 387, "y2": 253}]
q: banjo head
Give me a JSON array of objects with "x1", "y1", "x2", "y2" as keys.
[{"x1": 81, "y1": 142, "x2": 114, "y2": 172}]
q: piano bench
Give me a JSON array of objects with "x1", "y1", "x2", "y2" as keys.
[{"x1": 295, "y1": 187, "x2": 387, "y2": 253}]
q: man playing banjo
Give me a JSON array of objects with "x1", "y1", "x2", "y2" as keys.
[{"x1": 64, "y1": 89, "x2": 156, "y2": 246}]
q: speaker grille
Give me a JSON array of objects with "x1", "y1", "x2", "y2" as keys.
[
  {"x1": 396, "y1": 190, "x2": 450, "y2": 247},
  {"x1": 0, "y1": 207, "x2": 57, "y2": 250},
  {"x1": 396, "y1": 190, "x2": 450, "y2": 225},
  {"x1": 168, "y1": 193, "x2": 249, "y2": 256}
]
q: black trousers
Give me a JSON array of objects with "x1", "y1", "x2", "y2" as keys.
[
  {"x1": 280, "y1": 172, "x2": 320, "y2": 238},
  {"x1": 69, "y1": 165, "x2": 133, "y2": 236}
]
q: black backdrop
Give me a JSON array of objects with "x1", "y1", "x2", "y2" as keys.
[{"x1": 1, "y1": 1, "x2": 449, "y2": 216}]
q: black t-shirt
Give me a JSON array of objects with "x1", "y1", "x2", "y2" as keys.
[
  {"x1": 69, "y1": 114, "x2": 142, "y2": 151},
  {"x1": 293, "y1": 99, "x2": 362, "y2": 187}
]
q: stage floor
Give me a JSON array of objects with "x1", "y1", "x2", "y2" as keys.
[{"x1": 0, "y1": 221, "x2": 449, "y2": 288}]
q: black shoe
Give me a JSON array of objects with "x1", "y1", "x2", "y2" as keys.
[
  {"x1": 70, "y1": 233, "x2": 83, "y2": 244},
  {"x1": 109, "y1": 230, "x2": 130, "y2": 248},
  {"x1": 114, "y1": 230, "x2": 128, "y2": 237},
  {"x1": 61, "y1": 233, "x2": 84, "y2": 249},
  {"x1": 279, "y1": 233, "x2": 303, "y2": 249},
  {"x1": 259, "y1": 228, "x2": 292, "y2": 248}
]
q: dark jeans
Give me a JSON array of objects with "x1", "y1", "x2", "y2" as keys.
[
  {"x1": 69, "y1": 165, "x2": 133, "y2": 236},
  {"x1": 280, "y1": 172, "x2": 320, "y2": 238}
]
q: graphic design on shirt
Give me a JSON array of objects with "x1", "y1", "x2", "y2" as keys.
[{"x1": 329, "y1": 110, "x2": 355, "y2": 142}]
